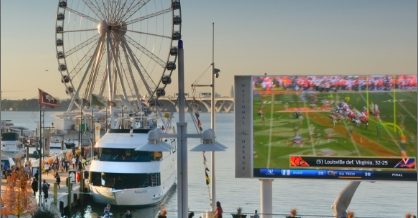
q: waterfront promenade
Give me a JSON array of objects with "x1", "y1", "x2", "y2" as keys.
[{"x1": 1, "y1": 159, "x2": 83, "y2": 218}]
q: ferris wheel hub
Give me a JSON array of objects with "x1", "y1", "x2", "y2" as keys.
[
  {"x1": 97, "y1": 21, "x2": 108, "y2": 35},
  {"x1": 97, "y1": 21, "x2": 127, "y2": 36}
]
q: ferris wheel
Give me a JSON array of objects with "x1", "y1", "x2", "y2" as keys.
[{"x1": 55, "y1": 0, "x2": 181, "y2": 112}]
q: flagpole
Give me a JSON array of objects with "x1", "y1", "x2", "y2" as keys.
[
  {"x1": 37, "y1": 89, "x2": 58, "y2": 206},
  {"x1": 38, "y1": 104, "x2": 42, "y2": 206}
]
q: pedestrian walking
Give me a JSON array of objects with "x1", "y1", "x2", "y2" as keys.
[
  {"x1": 347, "y1": 211, "x2": 355, "y2": 218},
  {"x1": 42, "y1": 179, "x2": 50, "y2": 202},
  {"x1": 253, "y1": 209, "x2": 260, "y2": 218},
  {"x1": 31, "y1": 178, "x2": 38, "y2": 196},
  {"x1": 124, "y1": 209, "x2": 132, "y2": 218},
  {"x1": 215, "y1": 201, "x2": 223, "y2": 218},
  {"x1": 55, "y1": 172, "x2": 61, "y2": 189},
  {"x1": 103, "y1": 203, "x2": 111, "y2": 218},
  {"x1": 286, "y1": 208, "x2": 299, "y2": 218},
  {"x1": 44, "y1": 162, "x2": 50, "y2": 175},
  {"x1": 157, "y1": 208, "x2": 167, "y2": 218},
  {"x1": 64, "y1": 160, "x2": 69, "y2": 172},
  {"x1": 72, "y1": 157, "x2": 76, "y2": 169}
]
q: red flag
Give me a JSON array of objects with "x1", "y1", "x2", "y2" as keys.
[{"x1": 38, "y1": 89, "x2": 59, "y2": 108}]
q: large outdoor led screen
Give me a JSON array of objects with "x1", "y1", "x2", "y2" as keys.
[{"x1": 235, "y1": 74, "x2": 417, "y2": 180}]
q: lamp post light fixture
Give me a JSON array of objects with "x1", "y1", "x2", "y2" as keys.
[
  {"x1": 137, "y1": 128, "x2": 226, "y2": 153},
  {"x1": 190, "y1": 129, "x2": 226, "y2": 152},
  {"x1": 134, "y1": 128, "x2": 172, "y2": 152}
]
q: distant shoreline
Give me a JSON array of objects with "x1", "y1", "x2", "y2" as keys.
[{"x1": 1, "y1": 99, "x2": 70, "y2": 111}]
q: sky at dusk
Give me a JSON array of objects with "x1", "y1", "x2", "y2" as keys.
[{"x1": 1, "y1": 0, "x2": 416, "y2": 100}]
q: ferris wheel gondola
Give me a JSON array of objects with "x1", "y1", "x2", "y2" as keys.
[{"x1": 55, "y1": 0, "x2": 182, "y2": 112}]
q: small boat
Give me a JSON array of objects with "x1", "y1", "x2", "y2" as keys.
[{"x1": 49, "y1": 135, "x2": 64, "y2": 149}]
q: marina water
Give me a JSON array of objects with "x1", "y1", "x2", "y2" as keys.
[{"x1": 2, "y1": 111, "x2": 416, "y2": 217}]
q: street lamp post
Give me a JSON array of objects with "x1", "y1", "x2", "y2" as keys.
[
  {"x1": 176, "y1": 39, "x2": 188, "y2": 218},
  {"x1": 140, "y1": 40, "x2": 225, "y2": 217}
]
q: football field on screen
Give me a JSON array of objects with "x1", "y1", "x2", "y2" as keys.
[{"x1": 253, "y1": 89, "x2": 417, "y2": 169}]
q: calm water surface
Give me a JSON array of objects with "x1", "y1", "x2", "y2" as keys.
[{"x1": 1, "y1": 111, "x2": 416, "y2": 217}]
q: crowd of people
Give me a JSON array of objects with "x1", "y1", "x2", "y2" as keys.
[{"x1": 22, "y1": 149, "x2": 88, "y2": 203}]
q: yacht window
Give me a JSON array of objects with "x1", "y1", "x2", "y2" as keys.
[
  {"x1": 89, "y1": 172, "x2": 161, "y2": 189},
  {"x1": 98, "y1": 148, "x2": 154, "y2": 162}
]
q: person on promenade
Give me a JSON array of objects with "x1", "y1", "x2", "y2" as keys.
[
  {"x1": 124, "y1": 209, "x2": 132, "y2": 218},
  {"x1": 44, "y1": 162, "x2": 50, "y2": 175},
  {"x1": 103, "y1": 203, "x2": 111, "y2": 217},
  {"x1": 157, "y1": 207, "x2": 167, "y2": 218},
  {"x1": 34, "y1": 170, "x2": 39, "y2": 180},
  {"x1": 31, "y1": 178, "x2": 38, "y2": 196},
  {"x1": 24, "y1": 164, "x2": 31, "y2": 178},
  {"x1": 42, "y1": 179, "x2": 50, "y2": 202},
  {"x1": 64, "y1": 160, "x2": 69, "y2": 172},
  {"x1": 405, "y1": 212, "x2": 417, "y2": 218},
  {"x1": 214, "y1": 201, "x2": 223, "y2": 218},
  {"x1": 55, "y1": 171, "x2": 61, "y2": 189},
  {"x1": 78, "y1": 159, "x2": 83, "y2": 171},
  {"x1": 72, "y1": 157, "x2": 76, "y2": 169},
  {"x1": 286, "y1": 208, "x2": 299, "y2": 218},
  {"x1": 252, "y1": 209, "x2": 259, "y2": 218},
  {"x1": 347, "y1": 211, "x2": 355, "y2": 218}
]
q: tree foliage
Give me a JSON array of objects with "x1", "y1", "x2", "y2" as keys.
[{"x1": 1, "y1": 164, "x2": 37, "y2": 216}]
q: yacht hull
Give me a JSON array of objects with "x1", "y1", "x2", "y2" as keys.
[{"x1": 89, "y1": 184, "x2": 173, "y2": 206}]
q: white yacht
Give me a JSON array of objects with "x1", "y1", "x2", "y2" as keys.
[{"x1": 88, "y1": 113, "x2": 176, "y2": 206}]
